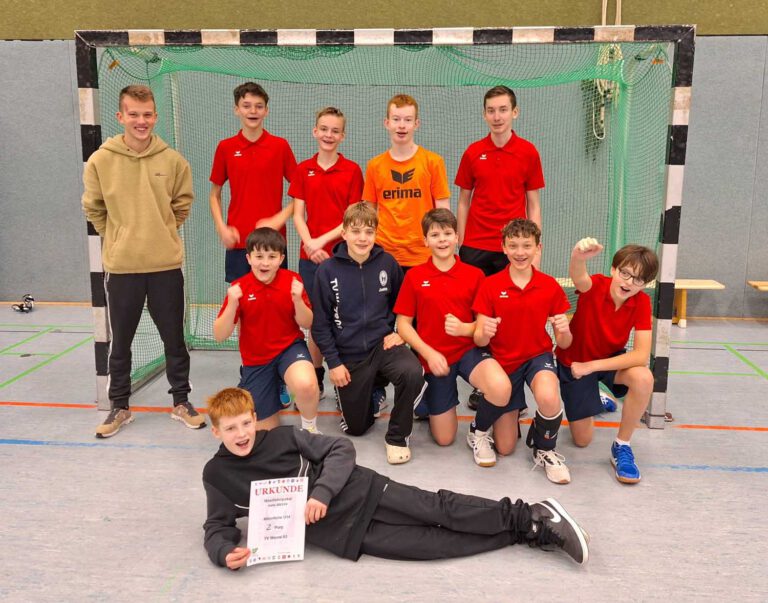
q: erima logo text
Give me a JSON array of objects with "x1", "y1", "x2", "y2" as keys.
[{"x1": 383, "y1": 169, "x2": 421, "y2": 200}]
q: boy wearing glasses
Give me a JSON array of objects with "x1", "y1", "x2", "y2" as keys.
[{"x1": 555, "y1": 238, "x2": 659, "y2": 484}]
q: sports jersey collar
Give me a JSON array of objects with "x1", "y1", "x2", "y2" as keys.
[
  {"x1": 236, "y1": 129, "x2": 272, "y2": 148},
  {"x1": 482, "y1": 131, "x2": 519, "y2": 153},
  {"x1": 502, "y1": 265, "x2": 544, "y2": 291},
  {"x1": 243, "y1": 267, "x2": 287, "y2": 290},
  {"x1": 308, "y1": 152, "x2": 347, "y2": 173},
  {"x1": 425, "y1": 255, "x2": 462, "y2": 277},
  {"x1": 596, "y1": 273, "x2": 640, "y2": 311}
]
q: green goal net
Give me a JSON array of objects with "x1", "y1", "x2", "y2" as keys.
[{"x1": 94, "y1": 41, "x2": 674, "y2": 384}]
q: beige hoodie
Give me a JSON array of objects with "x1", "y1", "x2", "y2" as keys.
[{"x1": 82, "y1": 134, "x2": 194, "y2": 274}]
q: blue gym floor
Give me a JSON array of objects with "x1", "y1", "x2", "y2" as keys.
[{"x1": 1, "y1": 306, "x2": 766, "y2": 601}]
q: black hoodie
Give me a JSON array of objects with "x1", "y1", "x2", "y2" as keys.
[
  {"x1": 202, "y1": 426, "x2": 388, "y2": 567},
  {"x1": 310, "y1": 242, "x2": 404, "y2": 369}
]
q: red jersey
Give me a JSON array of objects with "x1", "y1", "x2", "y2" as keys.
[
  {"x1": 288, "y1": 153, "x2": 363, "y2": 259},
  {"x1": 472, "y1": 267, "x2": 568, "y2": 373},
  {"x1": 217, "y1": 269, "x2": 310, "y2": 366},
  {"x1": 393, "y1": 257, "x2": 485, "y2": 372},
  {"x1": 555, "y1": 274, "x2": 652, "y2": 367},
  {"x1": 455, "y1": 133, "x2": 544, "y2": 252},
  {"x1": 209, "y1": 130, "x2": 297, "y2": 248}
]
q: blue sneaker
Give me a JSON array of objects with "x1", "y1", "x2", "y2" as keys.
[
  {"x1": 372, "y1": 387, "x2": 388, "y2": 418},
  {"x1": 611, "y1": 442, "x2": 641, "y2": 484},
  {"x1": 600, "y1": 392, "x2": 618, "y2": 413},
  {"x1": 279, "y1": 383, "x2": 292, "y2": 408}
]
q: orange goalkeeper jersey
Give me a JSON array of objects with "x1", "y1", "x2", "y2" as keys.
[{"x1": 362, "y1": 146, "x2": 450, "y2": 267}]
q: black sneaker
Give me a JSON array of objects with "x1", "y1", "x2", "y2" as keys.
[
  {"x1": 527, "y1": 498, "x2": 589, "y2": 565},
  {"x1": 467, "y1": 388, "x2": 483, "y2": 411}
]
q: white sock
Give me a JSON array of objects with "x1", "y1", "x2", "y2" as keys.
[
  {"x1": 301, "y1": 416, "x2": 317, "y2": 431},
  {"x1": 615, "y1": 437, "x2": 631, "y2": 447}
]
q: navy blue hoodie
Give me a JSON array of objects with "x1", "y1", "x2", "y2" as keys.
[{"x1": 311, "y1": 242, "x2": 403, "y2": 369}]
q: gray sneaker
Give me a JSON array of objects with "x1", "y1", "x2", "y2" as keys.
[{"x1": 95, "y1": 408, "x2": 133, "y2": 438}]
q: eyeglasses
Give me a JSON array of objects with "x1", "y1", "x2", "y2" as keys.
[{"x1": 618, "y1": 269, "x2": 645, "y2": 287}]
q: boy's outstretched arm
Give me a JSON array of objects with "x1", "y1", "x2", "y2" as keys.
[
  {"x1": 456, "y1": 188, "x2": 471, "y2": 246},
  {"x1": 526, "y1": 189, "x2": 542, "y2": 230},
  {"x1": 293, "y1": 429, "x2": 357, "y2": 510},
  {"x1": 291, "y1": 278, "x2": 313, "y2": 329},
  {"x1": 571, "y1": 330, "x2": 652, "y2": 378},
  {"x1": 570, "y1": 237, "x2": 603, "y2": 293},
  {"x1": 213, "y1": 284, "x2": 241, "y2": 342},
  {"x1": 209, "y1": 184, "x2": 240, "y2": 249},
  {"x1": 203, "y1": 481, "x2": 244, "y2": 568}
]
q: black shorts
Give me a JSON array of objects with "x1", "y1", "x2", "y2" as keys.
[
  {"x1": 557, "y1": 360, "x2": 629, "y2": 422},
  {"x1": 420, "y1": 347, "x2": 492, "y2": 416},
  {"x1": 459, "y1": 245, "x2": 508, "y2": 277}
]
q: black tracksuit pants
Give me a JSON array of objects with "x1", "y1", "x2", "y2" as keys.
[
  {"x1": 336, "y1": 342, "x2": 425, "y2": 446},
  {"x1": 105, "y1": 269, "x2": 190, "y2": 408},
  {"x1": 360, "y1": 480, "x2": 531, "y2": 560}
]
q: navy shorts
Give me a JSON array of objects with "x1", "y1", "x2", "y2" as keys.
[
  {"x1": 505, "y1": 352, "x2": 558, "y2": 413},
  {"x1": 557, "y1": 358, "x2": 629, "y2": 422},
  {"x1": 420, "y1": 347, "x2": 493, "y2": 416},
  {"x1": 238, "y1": 340, "x2": 311, "y2": 420},
  {"x1": 225, "y1": 248, "x2": 288, "y2": 283},
  {"x1": 298, "y1": 258, "x2": 320, "y2": 300}
]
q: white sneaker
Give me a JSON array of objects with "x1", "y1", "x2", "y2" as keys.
[
  {"x1": 466, "y1": 429, "x2": 496, "y2": 467},
  {"x1": 532, "y1": 448, "x2": 571, "y2": 484}
]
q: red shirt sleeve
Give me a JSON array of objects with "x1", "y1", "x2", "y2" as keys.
[
  {"x1": 393, "y1": 271, "x2": 417, "y2": 317},
  {"x1": 216, "y1": 294, "x2": 241, "y2": 323},
  {"x1": 284, "y1": 143, "x2": 298, "y2": 183},
  {"x1": 634, "y1": 293, "x2": 652, "y2": 330},
  {"x1": 454, "y1": 147, "x2": 474, "y2": 190},
  {"x1": 552, "y1": 283, "x2": 570, "y2": 316},
  {"x1": 525, "y1": 147, "x2": 545, "y2": 191},
  {"x1": 209, "y1": 141, "x2": 228, "y2": 186},
  {"x1": 472, "y1": 281, "x2": 494, "y2": 317},
  {"x1": 287, "y1": 166, "x2": 305, "y2": 199},
  {"x1": 347, "y1": 163, "x2": 364, "y2": 205}
]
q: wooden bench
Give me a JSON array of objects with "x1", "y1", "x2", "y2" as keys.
[
  {"x1": 747, "y1": 280, "x2": 768, "y2": 292},
  {"x1": 673, "y1": 279, "x2": 725, "y2": 328}
]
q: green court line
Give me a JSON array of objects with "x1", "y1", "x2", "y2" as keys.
[
  {"x1": 0, "y1": 327, "x2": 53, "y2": 355},
  {"x1": 723, "y1": 344, "x2": 768, "y2": 381},
  {"x1": 668, "y1": 370, "x2": 758, "y2": 377},
  {"x1": 671, "y1": 340, "x2": 768, "y2": 346},
  {"x1": 0, "y1": 335, "x2": 93, "y2": 390}
]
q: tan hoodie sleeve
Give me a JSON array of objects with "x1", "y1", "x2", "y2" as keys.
[
  {"x1": 81, "y1": 159, "x2": 108, "y2": 237},
  {"x1": 171, "y1": 158, "x2": 194, "y2": 228}
]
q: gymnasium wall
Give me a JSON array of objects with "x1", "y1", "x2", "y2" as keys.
[{"x1": 0, "y1": 35, "x2": 767, "y2": 319}]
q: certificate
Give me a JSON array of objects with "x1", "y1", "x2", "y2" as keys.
[{"x1": 246, "y1": 476, "x2": 308, "y2": 566}]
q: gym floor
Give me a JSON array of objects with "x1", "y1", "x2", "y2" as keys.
[{"x1": 1, "y1": 306, "x2": 766, "y2": 601}]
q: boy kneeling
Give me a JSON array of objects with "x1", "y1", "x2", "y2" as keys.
[
  {"x1": 203, "y1": 387, "x2": 590, "y2": 569},
  {"x1": 556, "y1": 239, "x2": 658, "y2": 484}
]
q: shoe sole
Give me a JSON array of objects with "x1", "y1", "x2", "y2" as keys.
[
  {"x1": 543, "y1": 497, "x2": 589, "y2": 565},
  {"x1": 95, "y1": 415, "x2": 134, "y2": 438},
  {"x1": 611, "y1": 457, "x2": 641, "y2": 484},
  {"x1": 170, "y1": 412, "x2": 206, "y2": 429}
]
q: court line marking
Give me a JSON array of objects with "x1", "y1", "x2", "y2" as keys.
[
  {"x1": 723, "y1": 344, "x2": 768, "y2": 381},
  {"x1": 0, "y1": 327, "x2": 53, "y2": 354},
  {"x1": 668, "y1": 370, "x2": 758, "y2": 377},
  {"x1": 0, "y1": 335, "x2": 93, "y2": 390},
  {"x1": 1, "y1": 401, "x2": 767, "y2": 432}
]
